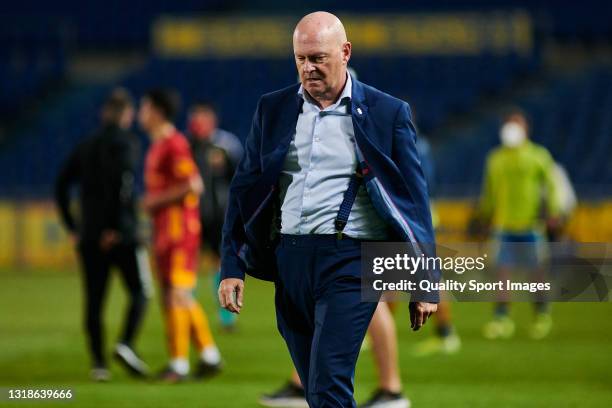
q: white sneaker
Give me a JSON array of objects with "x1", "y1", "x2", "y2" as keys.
[
  {"x1": 114, "y1": 343, "x2": 150, "y2": 377},
  {"x1": 90, "y1": 367, "x2": 111, "y2": 382},
  {"x1": 259, "y1": 382, "x2": 309, "y2": 408},
  {"x1": 359, "y1": 389, "x2": 411, "y2": 408}
]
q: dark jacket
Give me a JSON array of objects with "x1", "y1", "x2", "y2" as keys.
[{"x1": 55, "y1": 124, "x2": 140, "y2": 245}]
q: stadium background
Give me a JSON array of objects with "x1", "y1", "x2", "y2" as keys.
[{"x1": 1, "y1": 1, "x2": 611, "y2": 407}]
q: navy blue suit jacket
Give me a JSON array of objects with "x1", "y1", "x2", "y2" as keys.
[{"x1": 220, "y1": 76, "x2": 440, "y2": 302}]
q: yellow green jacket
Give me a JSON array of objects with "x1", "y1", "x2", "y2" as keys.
[{"x1": 480, "y1": 140, "x2": 560, "y2": 232}]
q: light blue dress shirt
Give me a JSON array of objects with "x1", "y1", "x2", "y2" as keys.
[{"x1": 278, "y1": 74, "x2": 388, "y2": 239}]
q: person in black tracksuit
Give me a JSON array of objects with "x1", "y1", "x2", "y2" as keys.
[
  {"x1": 55, "y1": 88, "x2": 151, "y2": 381},
  {"x1": 187, "y1": 102, "x2": 243, "y2": 330}
]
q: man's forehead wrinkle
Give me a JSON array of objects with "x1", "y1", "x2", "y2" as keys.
[
  {"x1": 294, "y1": 35, "x2": 343, "y2": 58},
  {"x1": 294, "y1": 28, "x2": 332, "y2": 44},
  {"x1": 294, "y1": 31, "x2": 322, "y2": 45}
]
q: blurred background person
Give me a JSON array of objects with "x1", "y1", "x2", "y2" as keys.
[
  {"x1": 187, "y1": 101, "x2": 243, "y2": 331},
  {"x1": 54, "y1": 88, "x2": 152, "y2": 381},
  {"x1": 140, "y1": 89, "x2": 222, "y2": 382},
  {"x1": 479, "y1": 109, "x2": 561, "y2": 340},
  {"x1": 411, "y1": 116, "x2": 461, "y2": 357}
]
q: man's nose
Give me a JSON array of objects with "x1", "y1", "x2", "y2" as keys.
[{"x1": 303, "y1": 60, "x2": 316, "y2": 73}]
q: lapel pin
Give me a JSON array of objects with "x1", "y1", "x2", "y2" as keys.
[{"x1": 357, "y1": 108, "x2": 363, "y2": 115}]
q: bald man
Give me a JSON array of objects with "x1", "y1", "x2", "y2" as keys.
[{"x1": 219, "y1": 12, "x2": 439, "y2": 407}]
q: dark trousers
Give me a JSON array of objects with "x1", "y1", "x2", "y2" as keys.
[
  {"x1": 78, "y1": 243, "x2": 152, "y2": 367},
  {"x1": 275, "y1": 235, "x2": 378, "y2": 408}
]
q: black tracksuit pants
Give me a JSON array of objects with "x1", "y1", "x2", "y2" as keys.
[{"x1": 77, "y1": 243, "x2": 152, "y2": 367}]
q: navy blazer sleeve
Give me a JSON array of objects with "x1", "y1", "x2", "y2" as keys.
[
  {"x1": 392, "y1": 102, "x2": 440, "y2": 303},
  {"x1": 220, "y1": 99, "x2": 263, "y2": 281}
]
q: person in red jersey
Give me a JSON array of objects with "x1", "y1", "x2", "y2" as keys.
[{"x1": 139, "y1": 89, "x2": 222, "y2": 382}]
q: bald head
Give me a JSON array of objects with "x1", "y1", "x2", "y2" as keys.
[
  {"x1": 293, "y1": 12, "x2": 351, "y2": 108},
  {"x1": 293, "y1": 11, "x2": 347, "y2": 48}
]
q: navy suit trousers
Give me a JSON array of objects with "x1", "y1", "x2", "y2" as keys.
[{"x1": 274, "y1": 234, "x2": 378, "y2": 408}]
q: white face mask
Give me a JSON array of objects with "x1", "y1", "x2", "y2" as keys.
[{"x1": 500, "y1": 122, "x2": 527, "y2": 147}]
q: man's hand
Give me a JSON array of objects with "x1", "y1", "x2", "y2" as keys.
[
  {"x1": 142, "y1": 194, "x2": 158, "y2": 214},
  {"x1": 546, "y1": 216, "x2": 563, "y2": 239},
  {"x1": 409, "y1": 301, "x2": 438, "y2": 331},
  {"x1": 142, "y1": 176, "x2": 204, "y2": 214},
  {"x1": 218, "y1": 278, "x2": 244, "y2": 314},
  {"x1": 69, "y1": 232, "x2": 80, "y2": 247},
  {"x1": 99, "y1": 229, "x2": 121, "y2": 252}
]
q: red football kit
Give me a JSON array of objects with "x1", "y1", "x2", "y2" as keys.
[{"x1": 145, "y1": 130, "x2": 201, "y2": 288}]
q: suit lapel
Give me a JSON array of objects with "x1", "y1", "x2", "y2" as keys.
[
  {"x1": 240, "y1": 89, "x2": 301, "y2": 220},
  {"x1": 258, "y1": 89, "x2": 302, "y2": 189},
  {"x1": 351, "y1": 78, "x2": 381, "y2": 159},
  {"x1": 351, "y1": 77, "x2": 368, "y2": 130},
  {"x1": 262, "y1": 90, "x2": 302, "y2": 167},
  {"x1": 351, "y1": 102, "x2": 369, "y2": 150},
  {"x1": 276, "y1": 92, "x2": 303, "y2": 150}
]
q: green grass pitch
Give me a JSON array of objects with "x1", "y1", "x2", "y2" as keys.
[{"x1": 1, "y1": 269, "x2": 611, "y2": 407}]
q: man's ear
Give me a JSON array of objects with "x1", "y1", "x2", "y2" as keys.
[{"x1": 343, "y1": 42, "x2": 352, "y2": 64}]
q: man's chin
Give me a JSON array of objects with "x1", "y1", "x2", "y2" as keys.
[{"x1": 305, "y1": 84, "x2": 326, "y2": 98}]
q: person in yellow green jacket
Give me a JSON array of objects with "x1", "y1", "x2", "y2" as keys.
[{"x1": 479, "y1": 109, "x2": 561, "y2": 340}]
